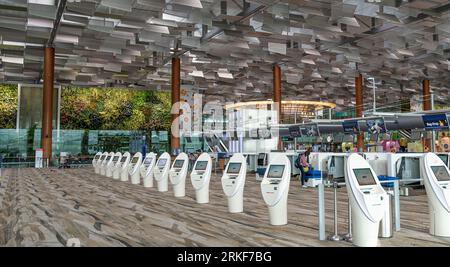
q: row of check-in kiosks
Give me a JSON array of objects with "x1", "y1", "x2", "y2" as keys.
[{"x1": 92, "y1": 151, "x2": 450, "y2": 247}]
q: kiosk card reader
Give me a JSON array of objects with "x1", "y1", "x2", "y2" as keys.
[
  {"x1": 100, "y1": 152, "x2": 113, "y2": 176},
  {"x1": 421, "y1": 153, "x2": 450, "y2": 237},
  {"x1": 93, "y1": 152, "x2": 102, "y2": 174},
  {"x1": 106, "y1": 152, "x2": 120, "y2": 177},
  {"x1": 140, "y1": 152, "x2": 156, "y2": 187},
  {"x1": 154, "y1": 152, "x2": 171, "y2": 192},
  {"x1": 345, "y1": 153, "x2": 388, "y2": 247},
  {"x1": 261, "y1": 154, "x2": 291, "y2": 225},
  {"x1": 169, "y1": 152, "x2": 189, "y2": 197},
  {"x1": 129, "y1": 152, "x2": 143, "y2": 185},
  {"x1": 112, "y1": 152, "x2": 123, "y2": 180},
  {"x1": 190, "y1": 153, "x2": 212, "y2": 204},
  {"x1": 119, "y1": 152, "x2": 131, "y2": 182},
  {"x1": 221, "y1": 153, "x2": 247, "y2": 213}
]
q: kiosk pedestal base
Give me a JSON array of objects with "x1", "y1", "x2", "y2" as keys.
[
  {"x1": 100, "y1": 168, "x2": 106, "y2": 176},
  {"x1": 120, "y1": 172, "x2": 129, "y2": 182},
  {"x1": 143, "y1": 176, "x2": 153, "y2": 188},
  {"x1": 268, "y1": 204, "x2": 287, "y2": 226},
  {"x1": 95, "y1": 167, "x2": 100, "y2": 174},
  {"x1": 352, "y1": 204, "x2": 380, "y2": 247},
  {"x1": 195, "y1": 188, "x2": 209, "y2": 204},
  {"x1": 157, "y1": 179, "x2": 168, "y2": 192},
  {"x1": 106, "y1": 169, "x2": 112, "y2": 178},
  {"x1": 112, "y1": 171, "x2": 120, "y2": 180},
  {"x1": 130, "y1": 173, "x2": 140, "y2": 185},
  {"x1": 173, "y1": 183, "x2": 185, "y2": 198},
  {"x1": 227, "y1": 195, "x2": 243, "y2": 213},
  {"x1": 429, "y1": 205, "x2": 450, "y2": 237}
]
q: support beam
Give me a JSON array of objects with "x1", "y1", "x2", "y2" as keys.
[
  {"x1": 422, "y1": 79, "x2": 431, "y2": 111},
  {"x1": 355, "y1": 74, "x2": 364, "y2": 151},
  {"x1": 273, "y1": 64, "x2": 282, "y2": 150},
  {"x1": 42, "y1": 46, "x2": 55, "y2": 161},
  {"x1": 171, "y1": 57, "x2": 181, "y2": 155}
]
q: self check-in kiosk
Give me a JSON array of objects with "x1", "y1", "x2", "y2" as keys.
[
  {"x1": 140, "y1": 152, "x2": 156, "y2": 187},
  {"x1": 221, "y1": 153, "x2": 247, "y2": 213},
  {"x1": 169, "y1": 152, "x2": 189, "y2": 197},
  {"x1": 190, "y1": 153, "x2": 212, "y2": 204},
  {"x1": 96, "y1": 152, "x2": 108, "y2": 174},
  {"x1": 437, "y1": 152, "x2": 450, "y2": 168},
  {"x1": 106, "y1": 152, "x2": 120, "y2": 177},
  {"x1": 129, "y1": 152, "x2": 143, "y2": 185},
  {"x1": 112, "y1": 153, "x2": 123, "y2": 180},
  {"x1": 100, "y1": 152, "x2": 114, "y2": 176},
  {"x1": 421, "y1": 153, "x2": 450, "y2": 237},
  {"x1": 261, "y1": 154, "x2": 291, "y2": 225},
  {"x1": 120, "y1": 152, "x2": 131, "y2": 182},
  {"x1": 154, "y1": 152, "x2": 171, "y2": 192},
  {"x1": 93, "y1": 152, "x2": 102, "y2": 174},
  {"x1": 345, "y1": 153, "x2": 388, "y2": 247}
]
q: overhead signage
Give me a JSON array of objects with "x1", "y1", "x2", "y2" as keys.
[
  {"x1": 288, "y1": 125, "x2": 301, "y2": 137},
  {"x1": 366, "y1": 117, "x2": 387, "y2": 134},
  {"x1": 342, "y1": 120, "x2": 359, "y2": 134},
  {"x1": 422, "y1": 114, "x2": 449, "y2": 130},
  {"x1": 300, "y1": 124, "x2": 320, "y2": 137}
]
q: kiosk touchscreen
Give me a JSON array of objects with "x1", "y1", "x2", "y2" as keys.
[
  {"x1": 128, "y1": 152, "x2": 143, "y2": 185},
  {"x1": 100, "y1": 152, "x2": 112, "y2": 176},
  {"x1": 344, "y1": 153, "x2": 388, "y2": 247},
  {"x1": 153, "y1": 152, "x2": 171, "y2": 192},
  {"x1": 140, "y1": 152, "x2": 156, "y2": 188},
  {"x1": 106, "y1": 152, "x2": 119, "y2": 177},
  {"x1": 93, "y1": 152, "x2": 102, "y2": 174},
  {"x1": 119, "y1": 152, "x2": 131, "y2": 182},
  {"x1": 169, "y1": 152, "x2": 189, "y2": 197},
  {"x1": 421, "y1": 153, "x2": 450, "y2": 237},
  {"x1": 260, "y1": 154, "x2": 291, "y2": 225},
  {"x1": 108, "y1": 152, "x2": 122, "y2": 178},
  {"x1": 221, "y1": 153, "x2": 247, "y2": 213},
  {"x1": 190, "y1": 153, "x2": 212, "y2": 204},
  {"x1": 437, "y1": 153, "x2": 450, "y2": 168},
  {"x1": 110, "y1": 152, "x2": 122, "y2": 180}
]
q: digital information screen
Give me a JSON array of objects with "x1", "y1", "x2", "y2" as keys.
[
  {"x1": 120, "y1": 156, "x2": 128, "y2": 163},
  {"x1": 366, "y1": 118, "x2": 387, "y2": 134},
  {"x1": 105, "y1": 156, "x2": 111, "y2": 161},
  {"x1": 431, "y1": 166, "x2": 450, "y2": 181},
  {"x1": 173, "y1": 159, "x2": 184, "y2": 168},
  {"x1": 157, "y1": 158, "x2": 167, "y2": 167},
  {"x1": 99, "y1": 156, "x2": 106, "y2": 161},
  {"x1": 143, "y1": 157, "x2": 153, "y2": 167},
  {"x1": 94, "y1": 155, "x2": 100, "y2": 160},
  {"x1": 342, "y1": 120, "x2": 359, "y2": 134},
  {"x1": 353, "y1": 168, "x2": 377, "y2": 186},
  {"x1": 227, "y1": 163, "x2": 242, "y2": 174},
  {"x1": 131, "y1": 157, "x2": 139, "y2": 164},
  {"x1": 267, "y1": 165, "x2": 284, "y2": 178},
  {"x1": 438, "y1": 155, "x2": 449, "y2": 165},
  {"x1": 195, "y1": 161, "x2": 208, "y2": 170},
  {"x1": 112, "y1": 156, "x2": 119, "y2": 162},
  {"x1": 258, "y1": 153, "x2": 266, "y2": 159}
]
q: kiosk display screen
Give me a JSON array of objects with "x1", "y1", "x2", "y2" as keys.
[
  {"x1": 105, "y1": 156, "x2": 111, "y2": 161},
  {"x1": 157, "y1": 158, "x2": 167, "y2": 167},
  {"x1": 353, "y1": 168, "x2": 377, "y2": 186},
  {"x1": 173, "y1": 159, "x2": 184, "y2": 168},
  {"x1": 120, "y1": 156, "x2": 128, "y2": 163},
  {"x1": 131, "y1": 157, "x2": 139, "y2": 164},
  {"x1": 112, "y1": 156, "x2": 119, "y2": 162},
  {"x1": 195, "y1": 161, "x2": 208, "y2": 170},
  {"x1": 267, "y1": 165, "x2": 284, "y2": 178},
  {"x1": 227, "y1": 163, "x2": 242, "y2": 174},
  {"x1": 431, "y1": 166, "x2": 450, "y2": 181},
  {"x1": 100, "y1": 156, "x2": 106, "y2": 161},
  {"x1": 143, "y1": 157, "x2": 153, "y2": 167},
  {"x1": 94, "y1": 155, "x2": 100, "y2": 160},
  {"x1": 438, "y1": 155, "x2": 449, "y2": 165}
]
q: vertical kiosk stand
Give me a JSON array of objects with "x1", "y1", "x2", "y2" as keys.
[
  {"x1": 92, "y1": 152, "x2": 102, "y2": 174},
  {"x1": 221, "y1": 153, "x2": 247, "y2": 213},
  {"x1": 140, "y1": 152, "x2": 156, "y2": 188},
  {"x1": 169, "y1": 152, "x2": 189, "y2": 197},
  {"x1": 421, "y1": 153, "x2": 450, "y2": 237},
  {"x1": 344, "y1": 153, "x2": 388, "y2": 247},
  {"x1": 190, "y1": 153, "x2": 212, "y2": 204},
  {"x1": 261, "y1": 154, "x2": 291, "y2": 225},
  {"x1": 129, "y1": 152, "x2": 143, "y2": 185},
  {"x1": 107, "y1": 152, "x2": 121, "y2": 178},
  {"x1": 105, "y1": 153, "x2": 116, "y2": 177},
  {"x1": 119, "y1": 152, "x2": 131, "y2": 182},
  {"x1": 154, "y1": 152, "x2": 171, "y2": 192},
  {"x1": 99, "y1": 152, "x2": 111, "y2": 176},
  {"x1": 96, "y1": 152, "x2": 107, "y2": 174},
  {"x1": 112, "y1": 153, "x2": 123, "y2": 180}
]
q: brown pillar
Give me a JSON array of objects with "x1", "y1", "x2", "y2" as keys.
[
  {"x1": 273, "y1": 64, "x2": 282, "y2": 150},
  {"x1": 41, "y1": 46, "x2": 54, "y2": 161},
  {"x1": 355, "y1": 74, "x2": 364, "y2": 151},
  {"x1": 171, "y1": 57, "x2": 181, "y2": 155},
  {"x1": 422, "y1": 79, "x2": 431, "y2": 111}
]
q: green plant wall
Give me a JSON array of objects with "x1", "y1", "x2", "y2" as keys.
[{"x1": 0, "y1": 84, "x2": 18, "y2": 129}]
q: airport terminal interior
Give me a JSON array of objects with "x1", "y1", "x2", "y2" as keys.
[{"x1": 1, "y1": 0, "x2": 450, "y2": 247}]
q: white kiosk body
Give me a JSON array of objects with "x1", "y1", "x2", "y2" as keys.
[
  {"x1": 92, "y1": 152, "x2": 102, "y2": 174},
  {"x1": 260, "y1": 154, "x2": 291, "y2": 225},
  {"x1": 119, "y1": 152, "x2": 131, "y2": 182},
  {"x1": 107, "y1": 152, "x2": 121, "y2": 178},
  {"x1": 169, "y1": 153, "x2": 189, "y2": 197},
  {"x1": 221, "y1": 153, "x2": 247, "y2": 213},
  {"x1": 345, "y1": 153, "x2": 388, "y2": 247},
  {"x1": 421, "y1": 153, "x2": 450, "y2": 237},
  {"x1": 100, "y1": 152, "x2": 112, "y2": 176},
  {"x1": 128, "y1": 152, "x2": 143, "y2": 185},
  {"x1": 105, "y1": 152, "x2": 117, "y2": 177},
  {"x1": 140, "y1": 152, "x2": 156, "y2": 188},
  {"x1": 154, "y1": 152, "x2": 171, "y2": 192},
  {"x1": 190, "y1": 153, "x2": 212, "y2": 204},
  {"x1": 112, "y1": 153, "x2": 123, "y2": 180}
]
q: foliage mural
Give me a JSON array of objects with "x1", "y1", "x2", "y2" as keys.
[
  {"x1": 60, "y1": 87, "x2": 172, "y2": 132},
  {"x1": 0, "y1": 84, "x2": 18, "y2": 129}
]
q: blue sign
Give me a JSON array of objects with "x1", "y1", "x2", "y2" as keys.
[
  {"x1": 366, "y1": 118, "x2": 387, "y2": 134},
  {"x1": 342, "y1": 120, "x2": 359, "y2": 134},
  {"x1": 422, "y1": 114, "x2": 449, "y2": 130}
]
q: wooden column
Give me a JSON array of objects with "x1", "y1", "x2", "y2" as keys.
[
  {"x1": 355, "y1": 74, "x2": 364, "y2": 151},
  {"x1": 273, "y1": 64, "x2": 282, "y2": 150},
  {"x1": 41, "y1": 46, "x2": 54, "y2": 160},
  {"x1": 171, "y1": 57, "x2": 181, "y2": 154},
  {"x1": 422, "y1": 79, "x2": 431, "y2": 111}
]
